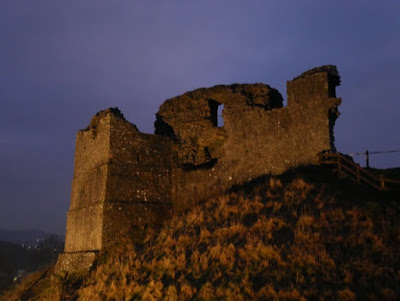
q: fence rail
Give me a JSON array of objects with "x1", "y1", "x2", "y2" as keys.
[{"x1": 318, "y1": 152, "x2": 400, "y2": 191}]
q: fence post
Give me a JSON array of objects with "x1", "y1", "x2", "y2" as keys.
[
  {"x1": 366, "y1": 150, "x2": 370, "y2": 168},
  {"x1": 380, "y1": 175, "x2": 385, "y2": 190},
  {"x1": 356, "y1": 165, "x2": 360, "y2": 182}
]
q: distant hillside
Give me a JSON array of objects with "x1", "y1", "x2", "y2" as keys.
[
  {"x1": 368, "y1": 167, "x2": 400, "y2": 180},
  {"x1": 0, "y1": 241, "x2": 27, "y2": 293},
  {"x1": 0, "y1": 236, "x2": 64, "y2": 295},
  {"x1": 0, "y1": 229, "x2": 63, "y2": 246},
  {"x1": 2, "y1": 167, "x2": 400, "y2": 300}
]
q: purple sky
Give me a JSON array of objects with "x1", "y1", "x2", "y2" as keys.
[{"x1": 1, "y1": 1, "x2": 399, "y2": 235}]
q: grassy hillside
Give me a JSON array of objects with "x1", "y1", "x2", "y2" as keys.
[
  {"x1": 2, "y1": 167, "x2": 400, "y2": 300},
  {"x1": 0, "y1": 237, "x2": 63, "y2": 294}
]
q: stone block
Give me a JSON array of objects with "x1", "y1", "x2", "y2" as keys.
[
  {"x1": 54, "y1": 252, "x2": 97, "y2": 274},
  {"x1": 64, "y1": 204, "x2": 103, "y2": 252},
  {"x1": 70, "y1": 164, "x2": 108, "y2": 209}
]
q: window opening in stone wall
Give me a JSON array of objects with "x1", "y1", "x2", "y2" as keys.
[
  {"x1": 217, "y1": 104, "x2": 224, "y2": 127},
  {"x1": 209, "y1": 100, "x2": 218, "y2": 127}
]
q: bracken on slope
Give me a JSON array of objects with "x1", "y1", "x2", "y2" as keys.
[{"x1": 2, "y1": 167, "x2": 400, "y2": 300}]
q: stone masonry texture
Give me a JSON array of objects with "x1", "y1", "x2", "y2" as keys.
[{"x1": 56, "y1": 65, "x2": 342, "y2": 273}]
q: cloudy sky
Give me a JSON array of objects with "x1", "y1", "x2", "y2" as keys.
[{"x1": 1, "y1": 1, "x2": 399, "y2": 235}]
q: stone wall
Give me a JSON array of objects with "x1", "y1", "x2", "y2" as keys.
[
  {"x1": 57, "y1": 109, "x2": 173, "y2": 272},
  {"x1": 56, "y1": 65, "x2": 342, "y2": 273},
  {"x1": 158, "y1": 66, "x2": 341, "y2": 211}
]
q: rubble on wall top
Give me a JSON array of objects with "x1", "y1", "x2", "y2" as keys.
[
  {"x1": 292, "y1": 65, "x2": 340, "y2": 82},
  {"x1": 165, "y1": 83, "x2": 275, "y2": 100},
  {"x1": 96, "y1": 107, "x2": 125, "y2": 119},
  {"x1": 84, "y1": 107, "x2": 126, "y2": 131},
  {"x1": 161, "y1": 83, "x2": 283, "y2": 109}
]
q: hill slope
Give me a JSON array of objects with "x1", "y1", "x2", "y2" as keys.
[
  {"x1": 2, "y1": 167, "x2": 400, "y2": 300},
  {"x1": 0, "y1": 229, "x2": 54, "y2": 246},
  {"x1": 0, "y1": 237, "x2": 64, "y2": 295}
]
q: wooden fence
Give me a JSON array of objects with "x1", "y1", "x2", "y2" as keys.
[{"x1": 318, "y1": 152, "x2": 400, "y2": 191}]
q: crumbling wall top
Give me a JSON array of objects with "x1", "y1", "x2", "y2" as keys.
[
  {"x1": 292, "y1": 65, "x2": 340, "y2": 86},
  {"x1": 155, "y1": 84, "x2": 283, "y2": 135},
  {"x1": 159, "y1": 83, "x2": 283, "y2": 110},
  {"x1": 85, "y1": 107, "x2": 128, "y2": 131},
  {"x1": 292, "y1": 65, "x2": 338, "y2": 79}
]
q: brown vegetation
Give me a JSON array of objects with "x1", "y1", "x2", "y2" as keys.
[{"x1": 3, "y1": 167, "x2": 400, "y2": 300}]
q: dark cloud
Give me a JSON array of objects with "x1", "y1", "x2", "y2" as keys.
[{"x1": 1, "y1": 1, "x2": 399, "y2": 234}]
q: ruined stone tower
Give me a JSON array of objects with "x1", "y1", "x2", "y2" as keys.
[{"x1": 56, "y1": 65, "x2": 341, "y2": 272}]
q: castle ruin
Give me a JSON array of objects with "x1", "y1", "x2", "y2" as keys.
[{"x1": 56, "y1": 65, "x2": 342, "y2": 273}]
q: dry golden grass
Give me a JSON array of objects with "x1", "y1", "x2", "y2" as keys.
[{"x1": 4, "y1": 168, "x2": 400, "y2": 300}]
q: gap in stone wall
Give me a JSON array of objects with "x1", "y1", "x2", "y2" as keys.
[{"x1": 217, "y1": 104, "x2": 224, "y2": 127}]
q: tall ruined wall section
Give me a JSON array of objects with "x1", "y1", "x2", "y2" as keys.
[
  {"x1": 56, "y1": 65, "x2": 341, "y2": 273},
  {"x1": 156, "y1": 66, "x2": 341, "y2": 210},
  {"x1": 57, "y1": 109, "x2": 173, "y2": 272}
]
